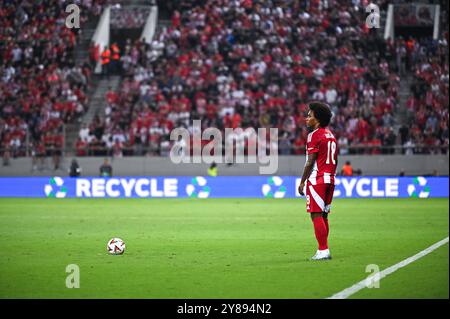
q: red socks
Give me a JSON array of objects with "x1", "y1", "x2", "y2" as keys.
[
  {"x1": 312, "y1": 216, "x2": 328, "y2": 250},
  {"x1": 323, "y1": 217, "x2": 329, "y2": 237}
]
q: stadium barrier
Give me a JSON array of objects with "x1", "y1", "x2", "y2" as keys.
[
  {"x1": 1, "y1": 155, "x2": 448, "y2": 177},
  {"x1": 92, "y1": 5, "x2": 111, "y2": 74},
  {"x1": 140, "y1": 5, "x2": 158, "y2": 44},
  {"x1": 0, "y1": 176, "x2": 447, "y2": 199},
  {"x1": 1, "y1": 144, "x2": 448, "y2": 158}
]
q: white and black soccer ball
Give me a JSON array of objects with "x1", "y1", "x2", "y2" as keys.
[{"x1": 107, "y1": 238, "x2": 126, "y2": 255}]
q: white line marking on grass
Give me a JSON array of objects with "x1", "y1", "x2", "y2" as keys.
[{"x1": 328, "y1": 236, "x2": 449, "y2": 299}]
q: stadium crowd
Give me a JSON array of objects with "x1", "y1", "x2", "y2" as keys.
[
  {"x1": 110, "y1": 6, "x2": 152, "y2": 29},
  {"x1": 79, "y1": 0, "x2": 448, "y2": 157},
  {"x1": 1, "y1": 0, "x2": 447, "y2": 163},
  {"x1": 402, "y1": 15, "x2": 449, "y2": 154},
  {"x1": 0, "y1": 0, "x2": 123, "y2": 167}
]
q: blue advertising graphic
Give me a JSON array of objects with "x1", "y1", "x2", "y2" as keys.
[{"x1": 0, "y1": 176, "x2": 448, "y2": 198}]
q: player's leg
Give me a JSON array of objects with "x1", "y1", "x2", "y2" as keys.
[
  {"x1": 306, "y1": 183, "x2": 331, "y2": 260},
  {"x1": 322, "y1": 212, "x2": 329, "y2": 237},
  {"x1": 310, "y1": 212, "x2": 328, "y2": 251},
  {"x1": 322, "y1": 184, "x2": 335, "y2": 237}
]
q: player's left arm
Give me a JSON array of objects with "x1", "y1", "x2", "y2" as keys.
[{"x1": 298, "y1": 152, "x2": 317, "y2": 196}]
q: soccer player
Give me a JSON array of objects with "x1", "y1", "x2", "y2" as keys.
[{"x1": 298, "y1": 102, "x2": 338, "y2": 260}]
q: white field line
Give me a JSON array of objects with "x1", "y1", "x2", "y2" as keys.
[{"x1": 328, "y1": 236, "x2": 449, "y2": 299}]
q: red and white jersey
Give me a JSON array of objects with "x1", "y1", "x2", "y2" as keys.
[{"x1": 305, "y1": 127, "x2": 338, "y2": 185}]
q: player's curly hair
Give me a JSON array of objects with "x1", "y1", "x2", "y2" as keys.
[{"x1": 309, "y1": 102, "x2": 333, "y2": 127}]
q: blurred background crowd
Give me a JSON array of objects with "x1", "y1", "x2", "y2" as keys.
[{"x1": 0, "y1": 0, "x2": 448, "y2": 167}]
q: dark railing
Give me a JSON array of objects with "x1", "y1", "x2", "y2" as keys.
[
  {"x1": 1, "y1": 144, "x2": 448, "y2": 161},
  {"x1": 68, "y1": 143, "x2": 450, "y2": 156}
]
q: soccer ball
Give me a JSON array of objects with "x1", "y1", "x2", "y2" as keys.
[{"x1": 107, "y1": 237, "x2": 126, "y2": 255}]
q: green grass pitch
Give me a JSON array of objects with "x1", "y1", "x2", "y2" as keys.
[{"x1": 0, "y1": 198, "x2": 448, "y2": 299}]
